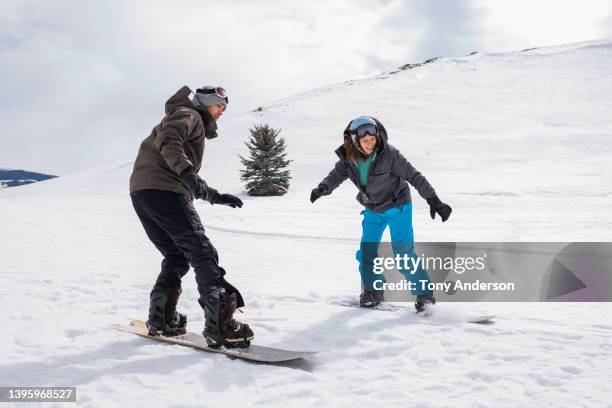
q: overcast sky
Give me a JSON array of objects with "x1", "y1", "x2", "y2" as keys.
[{"x1": 2, "y1": 0, "x2": 611, "y2": 175}]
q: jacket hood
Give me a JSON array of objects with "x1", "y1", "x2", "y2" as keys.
[
  {"x1": 337, "y1": 116, "x2": 388, "y2": 159},
  {"x1": 164, "y1": 86, "x2": 218, "y2": 139},
  {"x1": 165, "y1": 86, "x2": 197, "y2": 114},
  {"x1": 343, "y1": 117, "x2": 388, "y2": 147}
]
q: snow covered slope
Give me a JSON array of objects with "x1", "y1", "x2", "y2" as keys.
[{"x1": 1, "y1": 41, "x2": 611, "y2": 407}]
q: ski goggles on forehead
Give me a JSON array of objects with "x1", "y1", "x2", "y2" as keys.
[
  {"x1": 196, "y1": 87, "x2": 229, "y2": 103},
  {"x1": 350, "y1": 123, "x2": 379, "y2": 139}
]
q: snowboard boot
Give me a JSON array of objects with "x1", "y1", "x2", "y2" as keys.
[
  {"x1": 202, "y1": 286, "x2": 254, "y2": 349},
  {"x1": 146, "y1": 282, "x2": 187, "y2": 336},
  {"x1": 415, "y1": 294, "x2": 436, "y2": 314},
  {"x1": 360, "y1": 289, "x2": 384, "y2": 308}
]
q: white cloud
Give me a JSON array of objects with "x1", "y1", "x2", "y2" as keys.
[
  {"x1": 0, "y1": 0, "x2": 610, "y2": 174},
  {"x1": 603, "y1": 6, "x2": 612, "y2": 38},
  {"x1": 377, "y1": 0, "x2": 488, "y2": 61},
  {"x1": 475, "y1": 0, "x2": 612, "y2": 51}
]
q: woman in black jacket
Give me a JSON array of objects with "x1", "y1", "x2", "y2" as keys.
[{"x1": 310, "y1": 116, "x2": 452, "y2": 312}]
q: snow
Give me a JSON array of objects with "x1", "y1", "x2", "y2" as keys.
[{"x1": 1, "y1": 40, "x2": 611, "y2": 407}]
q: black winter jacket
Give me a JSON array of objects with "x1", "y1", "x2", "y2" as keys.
[{"x1": 318, "y1": 118, "x2": 437, "y2": 212}]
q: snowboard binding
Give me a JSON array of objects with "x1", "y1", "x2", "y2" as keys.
[
  {"x1": 146, "y1": 283, "x2": 188, "y2": 337},
  {"x1": 359, "y1": 289, "x2": 384, "y2": 308},
  {"x1": 202, "y1": 287, "x2": 254, "y2": 349},
  {"x1": 415, "y1": 294, "x2": 436, "y2": 314}
]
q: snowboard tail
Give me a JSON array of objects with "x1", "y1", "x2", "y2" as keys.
[{"x1": 114, "y1": 320, "x2": 316, "y2": 363}]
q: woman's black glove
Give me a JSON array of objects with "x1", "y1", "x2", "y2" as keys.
[
  {"x1": 427, "y1": 196, "x2": 452, "y2": 222},
  {"x1": 310, "y1": 184, "x2": 331, "y2": 203},
  {"x1": 212, "y1": 193, "x2": 243, "y2": 208}
]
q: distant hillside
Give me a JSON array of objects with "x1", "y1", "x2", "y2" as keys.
[{"x1": 0, "y1": 169, "x2": 57, "y2": 188}]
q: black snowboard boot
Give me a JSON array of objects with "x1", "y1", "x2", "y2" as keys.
[
  {"x1": 415, "y1": 294, "x2": 436, "y2": 314},
  {"x1": 360, "y1": 289, "x2": 384, "y2": 308},
  {"x1": 201, "y1": 286, "x2": 254, "y2": 349},
  {"x1": 146, "y1": 282, "x2": 187, "y2": 336}
]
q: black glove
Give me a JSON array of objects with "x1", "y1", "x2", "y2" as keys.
[
  {"x1": 310, "y1": 184, "x2": 331, "y2": 203},
  {"x1": 180, "y1": 167, "x2": 206, "y2": 199},
  {"x1": 427, "y1": 196, "x2": 452, "y2": 222},
  {"x1": 212, "y1": 193, "x2": 243, "y2": 208}
]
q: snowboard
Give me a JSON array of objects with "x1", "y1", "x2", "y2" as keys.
[
  {"x1": 333, "y1": 300, "x2": 495, "y2": 324},
  {"x1": 114, "y1": 320, "x2": 316, "y2": 363}
]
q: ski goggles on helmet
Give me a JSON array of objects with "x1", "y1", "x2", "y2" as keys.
[
  {"x1": 348, "y1": 116, "x2": 379, "y2": 142},
  {"x1": 196, "y1": 86, "x2": 229, "y2": 104}
]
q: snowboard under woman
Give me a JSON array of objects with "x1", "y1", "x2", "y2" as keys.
[{"x1": 310, "y1": 116, "x2": 452, "y2": 312}]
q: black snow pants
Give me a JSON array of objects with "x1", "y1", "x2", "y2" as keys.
[{"x1": 130, "y1": 189, "x2": 244, "y2": 308}]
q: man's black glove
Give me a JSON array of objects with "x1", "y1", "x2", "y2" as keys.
[
  {"x1": 180, "y1": 167, "x2": 206, "y2": 199},
  {"x1": 212, "y1": 193, "x2": 243, "y2": 208},
  {"x1": 427, "y1": 196, "x2": 452, "y2": 222},
  {"x1": 310, "y1": 184, "x2": 331, "y2": 203}
]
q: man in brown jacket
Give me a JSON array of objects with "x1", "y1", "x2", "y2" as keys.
[{"x1": 129, "y1": 85, "x2": 254, "y2": 348}]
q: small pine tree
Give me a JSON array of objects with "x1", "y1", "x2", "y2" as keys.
[{"x1": 239, "y1": 124, "x2": 292, "y2": 196}]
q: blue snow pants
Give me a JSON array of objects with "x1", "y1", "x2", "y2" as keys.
[{"x1": 356, "y1": 203, "x2": 433, "y2": 295}]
